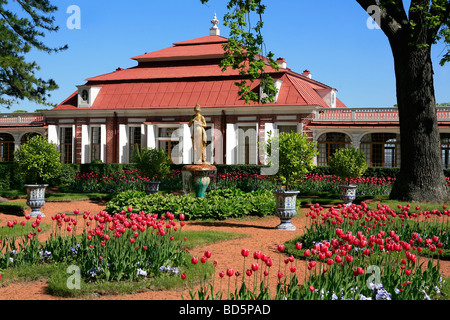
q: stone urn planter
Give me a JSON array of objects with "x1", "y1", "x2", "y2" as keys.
[
  {"x1": 25, "y1": 184, "x2": 48, "y2": 217},
  {"x1": 144, "y1": 181, "x2": 161, "y2": 195},
  {"x1": 273, "y1": 190, "x2": 300, "y2": 231},
  {"x1": 338, "y1": 184, "x2": 358, "y2": 207}
]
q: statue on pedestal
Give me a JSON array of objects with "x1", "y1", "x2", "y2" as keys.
[
  {"x1": 188, "y1": 104, "x2": 208, "y2": 164},
  {"x1": 182, "y1": 104, "x2": 217, "y2": 198}
]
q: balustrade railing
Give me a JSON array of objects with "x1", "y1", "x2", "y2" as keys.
[
  {"x1": 314, "y1": 107, "x2": 450, "y2": 122},
  {"x1": 0, "y1": 113, "x2": 44, "y2": 124}
]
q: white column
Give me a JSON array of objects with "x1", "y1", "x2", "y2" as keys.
[
  {"x1": 118, "y1": 124, "x2": 128, "y2": 163},
  {"x1": 352, "y1": 134, "x2": 361, "y2": 150},
  {"x1": 226, "y1": 123, "x2": 237, "y2": 164},
  {"x1": 146, "y1": 124, "x2": 156, "y2": 149},
  {"x1": 182, "y1": 123, "x2": 192, "y2": 164},
  {"x1": 81, "y1": 124, "x2": 89, "y2": 164},
  {"x1": 101, "y1": 124, "x2": 106, "y2": 162},
  {"x1": 140, "y1": 124, "x2": 146, "y2": 148},
  {"x1": 48, "y1": 125, "x2": 58, "y2": 144}
]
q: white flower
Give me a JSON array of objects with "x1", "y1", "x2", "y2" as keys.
[{"x1": 136, "y1": 268, "x2": 147, "y2": 277}]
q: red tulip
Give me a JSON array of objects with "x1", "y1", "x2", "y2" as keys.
[
  {"x1": 204, "y1": 250, "x2": 212, "y2": 258},
  {"x1": 253, "y1": 251, "x2": 261, "y2": 260},
  {"x1": 309, "y1": 285, "x2": 315, "y2": 292},
  {"x1": 181, "y1": 273, "x2": 187, "y2": 280},
  {"x1": 191, "y1": 257, "x2": 198, "y2": 264},
  {"x1": 251, "y1": 263, "x2": 259, "y2": 271},
  {"x1": 277, "y1": 244, "x2": 285, "y2": 252},
  {"x1": 226, "y1": 269, "x2": 234, "y2": 277},
  {"x1": 295, "y1": 242, "x2": 303, "y2": 250},
  {"x1": 241, "y1": 249, "x2": 249, "y2": 257},
  {"x1": 290, "y1": 266, "x2": 297, "y2": 273},
  {"x1": 219, "y1": 271, "x2": 225, "y2": 278}
]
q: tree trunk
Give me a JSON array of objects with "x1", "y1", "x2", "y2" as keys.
[{"x1": 389, "y1": 40, "x2": 450, "y2": 203}]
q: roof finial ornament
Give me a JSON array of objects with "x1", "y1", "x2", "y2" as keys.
[{"x1": 209, "y1": 12, "x2": 220, "y2": 36}]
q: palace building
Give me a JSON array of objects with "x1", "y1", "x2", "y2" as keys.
[{"x1": 1, "y1": 15, "x2": 450, "y2": 168}]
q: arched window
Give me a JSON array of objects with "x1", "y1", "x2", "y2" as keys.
[
  {"x1": 0, "y1": 133, "x2": 15, "y2": 162},
  {"x1": 317, "y1": 132, "x2": 351, "y2": 166},
  {"x1": 441, "y1": 133, "x2": 450, "y2": 169},
  {"x1": 20, "y1": 132, "x2": 41, "y2": 144},
  {"x1": 360, "y1": 133, "x2": 400, "y2": 167}
]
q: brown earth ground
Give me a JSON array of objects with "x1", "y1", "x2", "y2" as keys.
[{"x1": 0, "y1": 198, "x2": 448, "y2": 301}]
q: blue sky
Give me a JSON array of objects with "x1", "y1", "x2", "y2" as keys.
[{"x1": 9, "y1": 0, "x2": 450, "y2": 112}]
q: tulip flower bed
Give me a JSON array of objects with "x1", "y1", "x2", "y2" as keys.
[
  {"x1": 184, "y1": 202, "x2": 448, "y2": 300},
  {"x1": 70, "y1": 168, "x2": 400, "y2": 198},
  {"x1": 0, "y1": 208, "x2": 189, "y2": 284},
  {"x1": 70, "y1": 169, "x2": 183, "y2": 193}
]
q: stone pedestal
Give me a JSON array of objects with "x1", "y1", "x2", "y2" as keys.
[{"x1": 182, "y1": 164, "x2": 217, "y2": 198}]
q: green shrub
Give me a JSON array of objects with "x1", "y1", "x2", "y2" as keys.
[
  {"x1": 266, "y1": 132, "x2": 318, "y2": 189},
  {"x1": 14, "y1": 135, "x2": 62, "y2": 184},
  {"x1": 105, "y1": 188, "x2": 276, "y2": 220},
  {"x1": 131, "y1": 147, "x2": 171, "y2": 180},
  {"x1": 329, "y1": 147, "x2": 368, "y2": 184}
]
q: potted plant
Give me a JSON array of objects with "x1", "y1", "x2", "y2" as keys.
[
  {"x1": 131, "y1": 146, "x2": 171, "y2": 194},
  {"x1": 265, "y1": 131, "x2": 318, "y2": 230},
  {"x1": 14, "y1": 135, "x2": 62, "y2": 217},
  {"x1": 329, "y1": 146, "x2": 368, "y2": 207}
]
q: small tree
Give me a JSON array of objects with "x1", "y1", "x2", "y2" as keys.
[
  {"x1": 14, "y1": 135, "x2": 62, "y2": 184},
  {"x1": 329, "y1": 147, "x2": 368, "y2": 185},
  {"x1": 131, "y1": 146, "x2": 171, "y2": 181},
  {"x1": 266, "y1": 131, "x2": 318, "y2": 190}
]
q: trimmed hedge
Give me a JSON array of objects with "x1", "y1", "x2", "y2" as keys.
[{"x1": 0, "y1": 201, "x2": 28, "y2": 216}]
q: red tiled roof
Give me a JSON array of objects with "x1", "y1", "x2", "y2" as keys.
[
  {"x1": 131, "y1": 36, "x2": 229, "y2": 62},
  {"x1": 173, "y1": 35, "x2": 228, "y2": 46},
  {"x1": 286, "y1": 74, "x2": 329, "y2": 108},
  {"x1": 57, "y1": 74, "x2": 320, "y2": 110},
  {"x1": 54, "y1": 34, "x2": 347, "y2": 111},
  {"x1": 86, "y1": 62, "x2": 280, "y2": 82}
]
